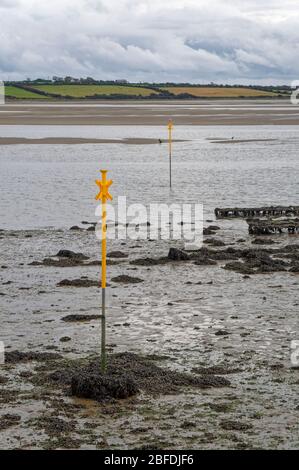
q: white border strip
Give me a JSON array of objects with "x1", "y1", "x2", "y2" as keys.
[
  {"x1": 0, "y1": 81, "x2": 5, "y2": 105},
  {"x1": 0, "y1": 341, "x2": 4, "y2": 364}
]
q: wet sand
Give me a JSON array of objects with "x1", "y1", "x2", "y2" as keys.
[
  {"x1": 0, "y1": 113, "x2": 298, "y2": 449},
  {"x1": 0, "y1": 223, "x2": 298, "y2": 450},
  {"x1": 1, "y1": 99, "x2": 299, "y2": 126},
  {"x1": 0, "y1": 137, "x2": 277, "y2": 146},
  {"x1": 209, "y1": 138, "x2": 277, "y2": 144},
  {"x1": 0, "y1": 137, "x2": 184, "y2": 146}
]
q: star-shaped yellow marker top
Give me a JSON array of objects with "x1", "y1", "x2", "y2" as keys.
[
  {"x1": 168, "y1": 119, "x2": 173, "y2": 130},
  {"x1": 95, "y1": 170, "x2": 113, "y2": 201}
]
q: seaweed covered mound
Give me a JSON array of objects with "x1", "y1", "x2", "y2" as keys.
[
  {"x1": 48, "y1": 353, "x2": 231, "y2": 402},
  {"x1": 72, "y1": 373, "x2": 138, "y2": 400}
]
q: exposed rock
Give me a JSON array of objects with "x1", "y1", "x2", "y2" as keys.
[
  {"x1": 134, "y1": 245, "x2": 290, "y2": 268},
  {"x1": 30, "y1": 258, "x2": 80, "y2": 267},
  {"x1": 215, "y1": 330, "x2": 230, "y2": 336},
  {"x1": 5, "y1": 351, "x2": 62, "y2": 364},
  {"x1": 81, "y1": 221, "x2": 96, "y2": 226},
  {"x1": 243, "y1": 251, "x2": 288, "y2": 272},
  {"x1": 193, "y1": 365, "x2": 240, "y2": 375},
  {"x1": 107, "y1": 251, "x2": 128, "y2": 259},
  {"x1": 289, "y1": 265, "x2": 299, "y2": 273},
  {"x1": 194, "y1": 258, "x2": 217, "y2": 266},
  {"x1": 130, "y1": 257, "x2": 169, "y2": 266},
  {"x1": 48, "y1": 352, "x2": 231, "y2": 403},
  {"x1": 208, "y1": 403, "x2": 232, "y2": 413},
  {"x1": 204, "y1": 238, "x2": 225, "y2": 247},
  {"x1": 72, "y1": 374, "x2": 138, "y2": 400},
  {"x1": 29, "y1": 257, "x2": 108, "y2": 268},
  {"x1": 57, "y1": 278, "x2": 99, "y2": 288},
  {"x1": 223, "y1": 262, "x2": 253, "y2": 275},
  {"x1": 0, "y1": 414, "x2": 21, "y2": 430},
  {"x1": 282, "y1": 244, "x2": 299, "y2": 253},
  {"x1": 85, "y1": 260, "x2": 102, "y2": 266},
  {"x1": 223, "y1": 249, "x2": 288, "y2": 274},
  {"x1": 168, "y1": 248, "x2": 189, "y2": 261},
  {"x1": 60, "y1": 336, "x2": 71, "y2": 342},
  {"x1": 62, "y1": 315, "x2": 100, "y2": 322},
  {"x1": 135, "y1": 221, "x2": 151, "y2": 227},
  {"x1": 203, "y1": 228, "x2": 216, "y2": 235},
  {"x1": 209, "y1": 248, "x2": 241, "y2": 261},
  {"x1": 220, "y1": 420, "x2": 253, "y2": 431},
  {"x1": 34, "y1": 417, "x2": 75, "y2": 436},
  {"x1": 252, "y1": 238, "x2": 276, "y2": 245},
  {"x1": 111, "y1": 275, "x2": 143, "y2": 284},
  {"x1": 56, "y1": 250, "x2": 89, "y2": 261}
]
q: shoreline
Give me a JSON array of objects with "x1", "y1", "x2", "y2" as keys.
[
  {"x1": 0, "y1": 137, "x2": 277, "y2": 146},
  {"x1": 1, "y1": 99, "x2": 299, "y2": 126},
  {"x1": 0, "y1": 137, "x2": 185, "y2": 146}
]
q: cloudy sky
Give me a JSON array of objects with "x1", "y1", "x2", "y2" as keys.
[{"x1": 0, "y1": 0, "x2": 299, "y2": 84}]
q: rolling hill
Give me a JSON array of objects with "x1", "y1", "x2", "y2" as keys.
[
  {"x1": 5, "y1": 86, "x2": 49, "y2": 99},
  {"x1": 32, "y1": 84, "x2": 159, "y2": 97},
  {"x1": 161, "y1": 86, "x2": 278, "y2": 98},
  {"x1": 4, "y1": 83, "x2": 282, "y2": 100}
]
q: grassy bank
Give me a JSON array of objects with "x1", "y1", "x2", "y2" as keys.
[
  {"x1": 161, "y1": 86, "x2": 278, "y2": 98},
  {"x1": 4, "y1": 83, "x2": 283, "y2": 100},
  {"x1": 33, "y1": 84, "x2": 160, "y2": 98},
  {"x1": 5, "y1": 86, "x2": 49, "y2": 99}
]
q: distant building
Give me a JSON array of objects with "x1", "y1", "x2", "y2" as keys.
[
  {"x1": 85, "y1": 77, "x2": 97, "y2": 84},
  {"x1": 115, "y1": 79, "x2": 128, "y2": 84},
  {"x1": 64, "y1": 76, "x2": 80, "y2": 83}
]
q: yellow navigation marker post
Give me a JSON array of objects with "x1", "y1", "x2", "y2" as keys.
[
  {"x1": 95, "y1": 170, "x2": 113, "y2": 372},
  {"x1": 168, "y1": 119, "x2": 173, "y2": 188}
]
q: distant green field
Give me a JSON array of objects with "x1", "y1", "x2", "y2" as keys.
[
  {"x1": 161, "y1": 86, "x2": 277, "y2": 98},
  {"x1": 4, "y1": 84, "x2": 281, "y2": 100},
  {"x1": 5, "y1": 86, "x2": 48, "y2": 99},
  {"x1": 33, "y1": 85, "x2": 159, "y2": 97}
]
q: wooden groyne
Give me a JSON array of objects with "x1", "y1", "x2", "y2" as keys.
[
  {"x1": 215, "y1": 206, "x2": 299, "y2": 219},
  {"x1": 247, "y1": 218, "x2": 299, "y2": 235}
]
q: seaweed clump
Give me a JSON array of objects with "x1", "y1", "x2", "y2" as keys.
[{"x1": 49, "y1": 353, "x2": 230, "y2": 402}]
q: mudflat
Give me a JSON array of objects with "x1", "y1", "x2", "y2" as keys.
[
  {"x1": 1, "y1": 99, "x2": 299, "y2": 126},
  {"x1": 0, "y1": 137, "x2": 184, "y2": 145}
]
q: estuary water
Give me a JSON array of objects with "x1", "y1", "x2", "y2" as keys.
[{"x1": 0, "y1": 125, "x2": 298, "y2": 230}]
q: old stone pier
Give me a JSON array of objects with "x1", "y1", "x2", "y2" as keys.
[
  {"x1": 214, "y1": 206, "x2": 299, "y2": 219},
  {"x1": 247, "y1": 218, "x2": 299, "y2": 235}
]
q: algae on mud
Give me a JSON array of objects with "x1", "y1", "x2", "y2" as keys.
[
  {"x1": 46, "y1": 352, "x2": 231, "y2": 402},
  {"x1": 1, "y1": 168, "x2": 299, "y2": 450}
]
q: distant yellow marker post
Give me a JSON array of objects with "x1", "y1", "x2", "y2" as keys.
[
  {"x1": 168, "y1": 119, "x2": 173, "y2": 188},
  {"x1": 95, "y1": 170, "x2": 113, "y2": 373}
]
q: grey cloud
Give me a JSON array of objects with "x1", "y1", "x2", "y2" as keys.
[{"x1": 0, "y1": 0, "x2": 299, "y2": 83}]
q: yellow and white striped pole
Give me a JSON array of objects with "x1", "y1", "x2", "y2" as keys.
[
  {"x1": 95, "y1": 170, "x2": 113, "y2": 373},
  {"x1": 168, "y1": 119, "x2": 173, "y2": 188}
]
